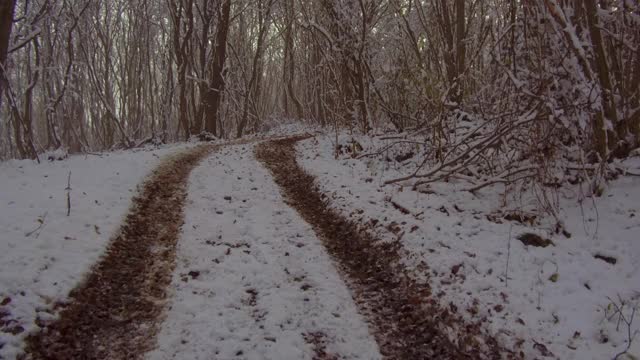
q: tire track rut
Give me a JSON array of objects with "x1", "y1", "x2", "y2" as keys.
[
  {"x1": 24, "y1": 144, "x2": 217, "y2": 360},
  {"x1": 256, "y1": 136, "x2": 512, "y2": 360}
]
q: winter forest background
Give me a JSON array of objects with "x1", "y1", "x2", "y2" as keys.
[
  {"x1": 1, "y1": 1, "x2": 640, "y2": 359},
  {"x1": 1, "y1": 0, "x2": 639, "y2": 194}
]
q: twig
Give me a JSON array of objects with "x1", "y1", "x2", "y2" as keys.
[
  {"x1": 66, "y1": 171, "x2": 72, "y2": 216},
  {"x1": 611, "y1": 297, "x2": 639, "y2": 360},
  {"x1": 384, "y1": 195, "x2": 421, "y2": 219},
  {"x1": 357, "y1": 140, "x2": 426, "y2": 159},
  {"x1": 535, "y1": 259, "x2": 559, "y2": 309},
  {"x1": 388, "y1": 198, "x2": 410, "y2": 215},
  {"x1": 505, "y1": 224, "x2": 512, "y2": 288},
  {"x1": 25, "y1": 212, "x2": 48, "y2": 238}
]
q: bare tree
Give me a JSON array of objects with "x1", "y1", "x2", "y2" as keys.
[
  {"x1": 0, "y1": 0, "x2": 636, "y2": 179},
  {"x1": 0, "y1": 0, "x2": 16, "y2": 103},
  {"x1": 203, "y1": 0, "x2": 231, "y2": 136}
]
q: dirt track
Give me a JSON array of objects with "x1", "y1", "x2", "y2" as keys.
[
  {"x1": 256, "y1": 136, "x2": 512, "y2": 360},
  {"x1": 22, "y1": 135, "x2": 514, "y2": 360},
  {"x1": 24, "y1": 144, "x2": 216, "y2": 360}
]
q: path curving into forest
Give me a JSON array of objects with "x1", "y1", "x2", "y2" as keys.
[
  {"x1": 20, "y1": 135, "x2": 514, "y2": 360},
  {"x1": 24, "y1": 144, "x2": 217, "y2": 360},
  {"x1": 256, "y1": 136, "x2": 512, "y2": 360}
]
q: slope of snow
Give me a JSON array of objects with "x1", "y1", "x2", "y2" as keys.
[
  {"x1": 0, "y1": 144, "x2": 193, "y2": 359},
  {"x1": 297, "y1": 134, "x2": 640, "y2": 360},
  {"x1": 148, "y1": 144, "x2": 380, "y2": 360}
]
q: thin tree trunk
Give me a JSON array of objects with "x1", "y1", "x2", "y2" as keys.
[
  {"x1": 204, "y1": 0, "x2": 231, "y2": 135},
  {"x1": 454, "y1": 0, "x2": 465, "y2": 103},
  {"x1": 585, "y1": 0, "x2": 617, "y2": 157},
  {"x1": 629, "y1": 49, "x2": 640, "y2": 143},
  {"x1": 0, "y1": 0, "x2": 17, "y2": 105},
  {"x1": 283, "y1": 0, "x2": 303, "y2": 119},
  {"x1": 237, "y1": 0, "x2": 272, "y2": 138}
]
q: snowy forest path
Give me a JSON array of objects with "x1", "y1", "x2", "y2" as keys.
[
  {"x1": 22, "y1": 143, "x2": 220, "y2": 359},
  {"x1": 256, "y1": 137, "x2": 511, "y2": 360},
  {"x1": 19, "y1": 134, "x2": 512, "y2": 360},
  {"x1": 147, "y1": 139, "x2": 380, "y2": 359}
]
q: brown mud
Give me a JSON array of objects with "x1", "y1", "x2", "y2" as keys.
[
  {"x1": 24, "y1": 144, "x2": 216, "y2": 360},
  {"x1": 256, "y1": 136, "x2": 514, "y2": 360}
]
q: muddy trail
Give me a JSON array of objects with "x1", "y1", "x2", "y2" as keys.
[
  {"x1": 256, "y1": 137, "x2": 513, "y2": 360},
  {"x1": 24, "y1": 144, "x2": 217, "y2": 360}
]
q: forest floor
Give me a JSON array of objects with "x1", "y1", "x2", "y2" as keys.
[
  {"x1": 1, "y1": 129, "x2": 639, "y2": 360},
  {"x1": 297, "y1": 132, "x2": 640, "y2": 360},
  {"x1": 24, "y1": 144, "x2": 216, "y2": 359}
]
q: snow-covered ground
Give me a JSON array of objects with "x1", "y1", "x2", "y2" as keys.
[
  {"x1": 148, "y1": 143, "x2": 380, "y2": 360},
  {"x1": 3, "y1": 127, "x2": 637, "y2": 359},
  {"x1": 297, "y1": 133, "x2": 640, "y2": 360},
  {"x1": 0, "y1": 143, "x2": 193, "y2": 359}
]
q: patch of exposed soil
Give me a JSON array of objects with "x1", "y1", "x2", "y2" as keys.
[
  {"x1": 256, "y1": 137, "x2": 515, "y2": 360},
  {"x1": 304, "y1": 331, "x2": 339, "y2": 360},
  {"x1": 23, "y1": 145, "x2": 216, "y2": 360},
  {"x1": 517, "y1": 233, "x2": 554, "y2": 248}
]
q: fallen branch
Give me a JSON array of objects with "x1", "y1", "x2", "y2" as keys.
[
  {"x1": 464, "y1": 166, "x2": 538, "y2": 193},
  {"x1": 384, "y1": 108, "x2": 539, "y2": 186},
  {"x1": 384, "y1": 195, "x2": 422, "y2": 219},
  {"x1": 357, "y1": 140, "x2": 426, "y2": 160}
]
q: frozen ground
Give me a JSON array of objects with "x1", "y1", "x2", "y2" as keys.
[
  {"x1": 0, "y1": 143, "x2": 193, "y2": 359},
  {"x1": 148, "y1": 143, "x2": 380, "y2": 360},
  {"x1": 297, "y1": 133, "x2": 640, "y2": 360},
  {"x1": 3, "y1": 126, "x2": 638, "y2": 360}
]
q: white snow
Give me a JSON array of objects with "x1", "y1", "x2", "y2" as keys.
[
  {"x1": 297, "y1": 133, "x2": 640, "y2": 360},
  {"x1": 148, "y1": 143, "x2": 380, "y2": 360},
  {"x1": 0, "y1": 143, "x2": 193, "y2": 359},
  {"x1": 3, "y1": 128, "x2": 637, "y2": 360}
]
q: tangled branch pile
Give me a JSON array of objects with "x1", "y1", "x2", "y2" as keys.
[{"x1": 353, "y1": 1, "x2": 640, "y2": 212}]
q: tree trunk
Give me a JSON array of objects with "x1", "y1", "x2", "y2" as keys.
[
  {"x1": 438, "y1": 0, "x2": 456, "y2": 102},
  {"x1": 283, "y1": 0, "x2": 304, "y2": 119},
  {"x1": 0, "y1": 0, "x2": 17, "y2": 104},
  {"x1": 585, "y1": 0, "x2": 617, "y2": 157},
  {"x1": 204, "y1": 0, "x2": 231, "y2": 135},
  {"x1": 237, "y1": 0, "x2": 272, "y2": 138},
  {"x1": 454, "y1": 0, "x2": 465, "y2": 103},
  {"x1": 629, "y1": 49, "x2": 640, "y2": 143},
  {"x1": 170, "y1": 0, "x2": 195, "y2": 141}
]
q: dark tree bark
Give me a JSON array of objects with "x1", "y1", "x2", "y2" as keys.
[
  {"x1": 237, "y1": 0, "x2": 273, "y2": 138},
  {"x1": 191, "y1": 0, "x2": 213, "y2": 135},
  {"x1": 0, "y1": 0, "x2": 17, "y2": 103},
  {"x1": 204, "y1": 0, "x2": 231, "y2": 135},
  {"x1": 283, "y1": 0, "x2": 303, "y2": 120},
  {"x1": 454, "y1": 0, "x2": 465, "y2": 102},
  {"x1": 169, "y1": 0, "x2": 195, "y2": 141},
  {"x1": 585, "y1": 0, "x2": 617, "y2": 157}
]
